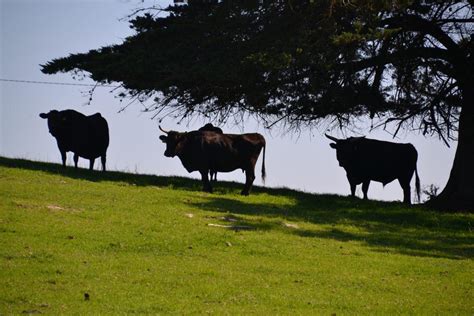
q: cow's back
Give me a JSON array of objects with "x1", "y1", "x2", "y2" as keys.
[
  {"x1": 59, "y1": 112, "x2": 109, "y2": 159},
  {"x1": 84, "y1": 113, "x2": 109, "y2": 155},
  {"x1": 228, "y1": 133, "x2": 265, "y2": 157},
  {"x1": 349, "y1": 138, "x2": 417, "y2": 184},
  {"x1": 207, "y1": 133, "x2": 265, "y2": 172},
  {"x1": 178, "y1": 131, "x2": 265, "y2": 173}
]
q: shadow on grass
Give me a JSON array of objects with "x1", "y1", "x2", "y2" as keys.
[
  {"x1": 0, "y1": 156, "x2": 243, "y2": 193},
  {"x1": 2, "y1": 156, "x2": 473, "y2": 259},
  {"x1": 187, "y1": 194, "x2": 474, "y2": 260}
]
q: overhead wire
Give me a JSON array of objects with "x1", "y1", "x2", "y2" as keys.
[{"x1": 0, "y1": 78, "x2": 119, "y2": 88}]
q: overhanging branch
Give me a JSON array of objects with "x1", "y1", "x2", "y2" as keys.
[
  {"x1": 381, "y1": 14, "x2": 460, "y2": 52},
  {"x1": 341, "y1": 47, "x2": 452, "y2": 73}
]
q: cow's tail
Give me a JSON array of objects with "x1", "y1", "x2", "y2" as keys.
[
  {"x1": 261, "y1": 141, "x2": 266, "y2": 185},
  {"x1": 415, "y1": 165, "x2": 421, "y2": 203}
]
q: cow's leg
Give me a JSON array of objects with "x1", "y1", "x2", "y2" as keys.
[
  {"x1": 73, "y1": 154, "x2": 79, "y2": 169},
  {"x1": 59, "y1": 150, "x2": 67, "y2": 167},
  {"x1": 362, "y1": 180, "x2": 370, "y2": 200},
  {"x1": 89, "y1": 158, "x2": 95, "y2": 171},
  {"x1": 398, "y1": 178, "x2": 411, "y2": 204},
  {"x1": 200, "y1": 170, "x2": 213, "y2": 193},
  {"x1": 350, "y1": 183, "x2": 356, "y2": 197},
  {"x1": 347, "y1": 177, "x2": 357, "y2": 197},
  {"x1": 101, "y1": 155, "x2": 107, "y2": 172},
  {"x1": 241, "y1": 167, "x2": 256, "y2": 196}
]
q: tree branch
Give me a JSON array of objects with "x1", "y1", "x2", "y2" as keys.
[
  {"x1": 381, "y1": 14, "x2": 460, "y2": 52},
  {"x1": 341, "y1": 47, "x2": 452, "y2": 73},
  {"x1": 435, "y1": 18, "x2": 474, "y2": 24}
]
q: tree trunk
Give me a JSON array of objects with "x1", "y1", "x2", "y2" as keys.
[{"x1": 429, "y1": 87, "x2": 474, "y2": 211}]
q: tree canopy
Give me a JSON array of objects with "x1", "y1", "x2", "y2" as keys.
[{"x1": 42, "y1": 0, "x2": 474, "y2": 210}]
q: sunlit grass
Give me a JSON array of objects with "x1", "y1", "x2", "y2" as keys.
[{"x1": 0, "y1": 157, "x2": 473, "y2": 314}]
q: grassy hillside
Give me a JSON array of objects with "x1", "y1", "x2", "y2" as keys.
[{"x1": 1, "y1": 157, "x2": 473, "y2": 314}]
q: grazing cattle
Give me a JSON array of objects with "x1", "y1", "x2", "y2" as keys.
[
  {"x1": 159, "y1": 126, "x2": 266, "y2": 195},
  {"x1": 326, "y1": 134, "x2": 420, "y2": 204},
  {"x1": 198, "y1": 123, "x2": 224, "y2": 181},
  {"x1": 39, "y1": 109, "x2": 109, "y2": 171}
]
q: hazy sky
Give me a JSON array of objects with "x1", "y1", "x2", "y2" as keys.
[{"x1": 0, "y1": 0, "x2": 456, "y2": 202}]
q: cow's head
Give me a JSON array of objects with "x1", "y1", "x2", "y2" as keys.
[
  {"x1": 159, "y1": 126, "x2": 187, "y2": 157},
  {"x1": 326, "y1": 134, "x2": 365, "y2": 168},
  {"x1": 199, "y1": 123, "x2": 223, "y2": 134},
  {"x1": 39, "y1": 110, "x2": 65, "y2": 137}
]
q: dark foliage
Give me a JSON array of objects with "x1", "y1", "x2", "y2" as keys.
[{"x1": 41, "y1": 1, "x2": 472, "y2": 134}]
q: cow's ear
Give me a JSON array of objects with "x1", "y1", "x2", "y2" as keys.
[
  {"x1": 329, "y1": 143, "x2": 337, "y2": 149},
  {"x1": 39, "y1": 113, "x2": 48, "y2": 119},
  {"x1": 159, "y1": 135, "x2": 168, "y2": 143}
]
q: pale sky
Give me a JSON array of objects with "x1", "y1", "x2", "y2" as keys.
[{"x1": 0, "y1": 0, "x2": 456, "y2": 202}]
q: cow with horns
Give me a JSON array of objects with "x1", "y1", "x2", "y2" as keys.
[
  {"x1": 325, "y1": 134, "x2": 420, "y2": 204},
  {"x1": 159, "y1": 126, "x2": 266, "y2": 195}
]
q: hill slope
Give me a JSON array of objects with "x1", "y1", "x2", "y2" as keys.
[{"x1": 1, "y1": 157, "x2": 473, "y2": 314}]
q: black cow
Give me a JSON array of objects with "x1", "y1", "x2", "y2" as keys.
[
  {"x1": 39, "y1": 109, "x2": 109, "y2": 171},
  {"x1": 159, "y1": 126, "x2": 266, "y2": 195},
  {"x1": 198, "y1": 123, "x2": 224, "y2": 181},
  {"x1": 326, "y1": 134, "x2": 420, "y2": 204},
  {"x1": 199, "y1": 123, "x2": 223, "y2": 134}
]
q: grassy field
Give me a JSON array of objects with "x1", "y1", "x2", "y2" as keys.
[{"x1": 0, "y1": 156, "x2": 473, "y2": 314}]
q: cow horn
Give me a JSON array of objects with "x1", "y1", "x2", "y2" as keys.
[
  {"x1": 325, "y1": 134, "x2": 340, "y2": 142},
  {"x1": 159, "y1": 125, "x2": 169, "y2": 134}
]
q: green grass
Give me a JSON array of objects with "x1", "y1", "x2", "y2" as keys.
[{"x1": 0, "y1": 156, "x2": 473, "y2": 314}]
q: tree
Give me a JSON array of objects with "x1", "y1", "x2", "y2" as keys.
[{"x1": 41, "y1": 0, "x2": 473, "y2": 211}]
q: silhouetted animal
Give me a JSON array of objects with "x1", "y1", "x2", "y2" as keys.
[
  {"x1": 199, "y1": 123, "x2": 223, "y2": 134},
  {"x1": 326, "y1": 134, "x2": 420, "y2": 204},
  {"x1": 39, "y1": 109, "x2": 109, "y2": 171},
  {"x1": 198, "y1": 123, "x2": 224, "y2": 181},
  {"x1": 159, "y1": 126, "x2": 266, "y2": 195}
]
